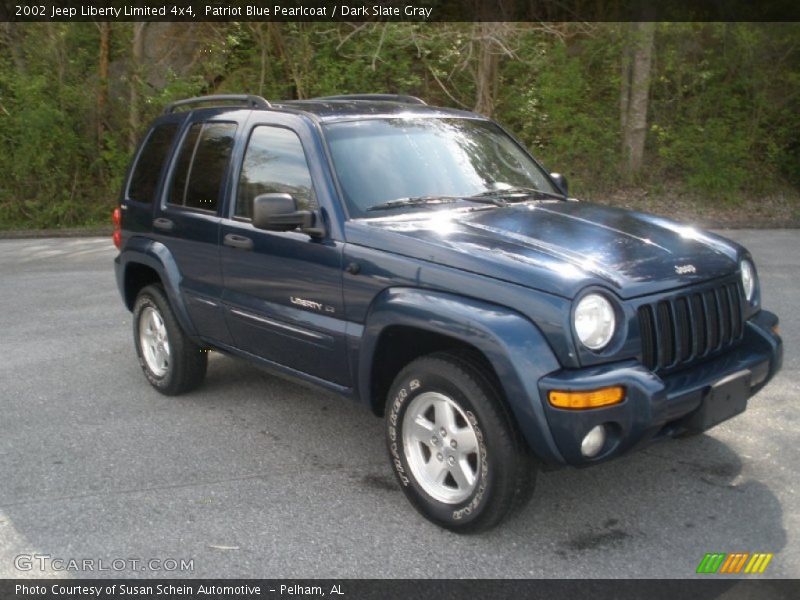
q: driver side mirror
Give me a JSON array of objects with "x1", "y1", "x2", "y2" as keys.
[
  {"x1": 252, "y1": 193, "x2": 324, "y2": 238},
  {"x1": 550, "y1": 172, "x2": 568, "y2": 197}
]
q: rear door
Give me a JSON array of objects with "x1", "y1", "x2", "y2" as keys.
[
  {"x1": 121, "y1": 118, "x2": 183, "y2": 238},
  {"x1": 152, "y1": 114, "x2": 241, "y2": 345},
  {"x1": 219, "y1": 114, "x2": 349, "y2": 386}
]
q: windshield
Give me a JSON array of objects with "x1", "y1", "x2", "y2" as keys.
[{"x1": 322, "y1": 118, "x2": 559, "y2": 217}]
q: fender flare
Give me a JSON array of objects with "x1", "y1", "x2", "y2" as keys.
[
  {"x1": 115, "y1": 236, "x2": 197, "y2": 337},
  {"x1": 359, "y1": 287, "x2": 565, "y2": 464}
]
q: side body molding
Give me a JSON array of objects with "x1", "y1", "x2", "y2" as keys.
[
  {"x1": 114, "y1": 236, "x2": 197, "y2": 338},
  {"x1": 358, "y1": 287, "x2": 565, "y2": 464}
]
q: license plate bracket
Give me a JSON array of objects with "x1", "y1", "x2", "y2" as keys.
[{"x1": 684, "y1": 370, "x2": 751, "y2": 432}]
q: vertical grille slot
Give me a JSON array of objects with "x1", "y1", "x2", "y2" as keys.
[
  {"x1": 638, "y1": 305, "x2": 656, "y2": 370},
  {"x1": 704, "y1": 290, "x2": 720, "y2": 350},
  {"x1": 728, "y1": 283, "x2": 743, "y2": 339},
  {"x1": 674, "y1": 297, "x2": 692, "y2": 363},
  {"x1": 717, "y1": 286, "x2": 732, "y2": 345},
  {"x1": 690, "y1": 293, "x2": 707, "y2": 356},
  {"x1": 638, "y1": 280, "x2": 746, "y2": 373},
  {"x1": 656, "y1": 301, "x2": 675, "y2": 368}
]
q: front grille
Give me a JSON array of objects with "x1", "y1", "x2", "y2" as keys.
[{"x1": 638, "y1": 281, "x2": 745, "y2": 372}]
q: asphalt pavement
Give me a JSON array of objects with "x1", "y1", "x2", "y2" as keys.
[{"x1": 0, "y1": 230, "x2": 797, "y2": 579}]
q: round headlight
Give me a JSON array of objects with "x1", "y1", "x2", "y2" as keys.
[
  {"x1": 741, "y1": 260, "x2": 756, "y2": 303},
  {"x1": 574, "y1": 293, "x2": 616, "y2": 350}
]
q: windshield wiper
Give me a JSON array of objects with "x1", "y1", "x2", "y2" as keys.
[
  {"x1": 367, "y1": 194, "x2": 510, "y2": 212},
  {"x1": 367, "y1": 196, "x2": 464, "y2": 212},
  {"x1": 367, "y1": 186, "x2": 564, "y2": 213},
  {"x1": 472, "y1": 186, "x2": 565, "y2": 201}
]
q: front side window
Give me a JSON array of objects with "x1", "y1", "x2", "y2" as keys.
[
  {"x1": 323, "y1": 118, "x2": 557, "y2": 217},
  {"x1": 127, "y1": 123, "x2": 178, "y2": 204},
  {"x1": 168, "y1": 122, "x2": 237, "y2": 212},
  {"x1": 235, "y1": 126, "x2": 316, "y2": 219}
]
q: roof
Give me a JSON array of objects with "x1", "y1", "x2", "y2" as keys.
[
  {"x1": 161, "y1": 94, "x2": 483, "y2": 123},
  {"x1": 272, "y1": 99, "x2": 482, "y2": 122}
]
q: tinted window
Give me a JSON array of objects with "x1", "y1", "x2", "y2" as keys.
[
  {"x1": 169, "y1": 123, "x2": 201, "y2": 207},
  {"x1": 169, "y1": 122, "x2": 236, "y2": 212},
  {"x1": 323, "y1": 118, "x2": 556, "y2": 217},
  {"x1": 236, "y1": 126, "x2": 316, "y2": 219},
  {"x1": 127, "y1": 123, "x2": 178, "y2": 204}
]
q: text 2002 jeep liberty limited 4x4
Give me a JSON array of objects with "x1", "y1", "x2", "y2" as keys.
[{"x1": 113, "y1": 94, "x2": 783, "y2": 532}]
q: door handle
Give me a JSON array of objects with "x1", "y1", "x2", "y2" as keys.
[
  {"x1": 153, "y1": 217, "x2": 174, "y2": 231},
  {"x1": 223, "y1": 233, "x2": 254, "y2": 251}
]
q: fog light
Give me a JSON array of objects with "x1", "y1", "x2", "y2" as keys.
[{"x1": 581, "y1": 425, "x2": 606, "y2": 458}]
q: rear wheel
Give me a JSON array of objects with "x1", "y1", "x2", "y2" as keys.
[
  {"x1": 385, "y1": 352, "x2": 536, "y2": 532},
  {"x1": 133, "y1": 284, "x2": 207, "y2": 395}
]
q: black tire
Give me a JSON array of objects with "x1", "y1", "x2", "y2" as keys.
[
  {"x1": 385, "y1": 352, "x2": 536, "y2": 533},
  {"x1": 132, "y1": 284, "x2": 207, "y2": 395}
]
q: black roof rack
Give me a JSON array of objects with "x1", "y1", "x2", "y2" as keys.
[
  {"x1": 311, "y1": 94, "x2": 427, "y2": 106},
  {"x1": 163, "y1": 94, "x2": 271, "y2": 114}
]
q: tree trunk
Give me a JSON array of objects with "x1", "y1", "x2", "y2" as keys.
[
  {"x1": 620, "y1": 41, "x2": 632, "y2": 136},
  {"x1": 96, "y1": 22, "x2": 110, "y2": 153},
  {"x1": 474, "y1": 22, "x2": 501, "y2": 118},
  {"x1": 129, "y1": 23, "x2": 146, "y2": 153},
  {"x1": 250, "y1": 23, "x2": 268, "y2": 96},
  {"x1": 621, "y1": 22, "x2": 655, "y2": 177}
]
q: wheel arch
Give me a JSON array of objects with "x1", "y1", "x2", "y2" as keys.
[
  {"x1": 123, "y1": 262, "x2": 161, "y2": 310},
  {"x1": 358, "y1": 287, "x2": 565, "y2": 464},
  {"x1": 369, "y1": 325, "x2": 501, "y2": 416},
  {"x1": 115, "y1": 237, "x2": 197, "y2": 337}
]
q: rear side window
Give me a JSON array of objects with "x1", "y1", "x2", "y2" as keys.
[
  {"x1": 168, "y1": 122, "x2": 237, "y2": 212},
  {"x1": 127, "y1": 123, "x2": 178, "y2": 204}
]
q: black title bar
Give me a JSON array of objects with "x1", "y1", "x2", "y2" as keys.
[
  {"x1": 1, "y1": 0, "x2": 800, "y2": 22},
  {"x1": 2, "y1": 579, "x2": 800, "y2": 600}
]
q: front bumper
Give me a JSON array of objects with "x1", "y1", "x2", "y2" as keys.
[{"x1": 538, "y1": 310, "x2": 782, "y2": 466}]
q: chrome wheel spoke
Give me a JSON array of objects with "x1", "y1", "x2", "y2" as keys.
[
  {"x1": 150, "y1": 312, "x2": 160, "y2": 335},
  {"x1": 454, "y1": 457, "x2": 476, "y2": 488},
  {"x1": 451, "y1": 427, "x2": 478, "y2": 454},
  {"x1": 423, "y1": 456, "x2": 447, "y2": 484},
  {"x1": 434, "y1": 399, "x2": 458, "y2": 431},
  {"x1": 409, "y1": 414, "x2": 435, "y2": 443}
]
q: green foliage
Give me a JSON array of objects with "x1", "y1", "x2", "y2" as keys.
[
  {"x1": 650, "y1": 23, "x2": 800, "y2": 199},
  {"x1": 501, "y1": 33, "x2": 622, "y2": 195},
  {"x1": 0, "y1": 22, "x2": 797, "y2": 229},
  {"x1": 0, "y1": 24, "x2": 101, "y2": 228}
]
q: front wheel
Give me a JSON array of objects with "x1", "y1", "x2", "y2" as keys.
[{"x1": 385, "y1": 352, "x2": 536, "y2": 532}]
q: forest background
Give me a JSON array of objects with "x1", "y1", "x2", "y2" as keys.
[{"x1": 0, "y1": 21, "x2": 798, "y2": 230}]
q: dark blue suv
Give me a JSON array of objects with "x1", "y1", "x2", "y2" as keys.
[{"x1": 114, "y1": 94, "x2": 783, "y2": 532}]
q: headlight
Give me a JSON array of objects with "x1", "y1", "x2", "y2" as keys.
[
  {"x1": 741, "y1": 260, "x2": 756, "y2": 303},
  {"x1": 574, "y1": 293, "x2": 616, "y2": 350}
]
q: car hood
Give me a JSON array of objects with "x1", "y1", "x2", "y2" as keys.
[{"x1": 345, "y1": 200, "x2": 743, "y2": 299}]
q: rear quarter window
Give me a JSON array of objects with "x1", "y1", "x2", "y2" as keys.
[
  {"x1": 126, "y1": 123, "x2": 179, "y2": 204},
  {"x1": 168, "y1": 122, "x2": 237, "y2": 212}
]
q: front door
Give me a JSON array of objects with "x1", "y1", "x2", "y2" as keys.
[{"x1": 219, "y1": 119, "x2": 348, "y2": 386}]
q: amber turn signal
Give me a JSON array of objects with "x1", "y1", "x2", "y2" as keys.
[{"x1": 548, "y1": 386, "x2": 625, "y2": 410}]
